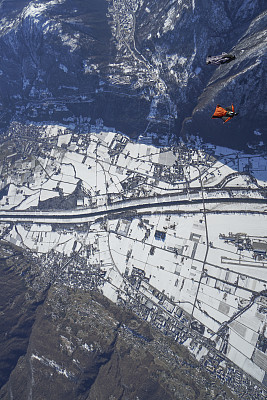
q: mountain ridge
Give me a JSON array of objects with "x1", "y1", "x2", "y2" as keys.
[{"x1": 0, "y1": 0, "x2": 266, "y2": 149}]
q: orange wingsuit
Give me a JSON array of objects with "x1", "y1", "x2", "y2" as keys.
[{"x1": 212, "y1": 104, "x2": 237, "y2": 123}]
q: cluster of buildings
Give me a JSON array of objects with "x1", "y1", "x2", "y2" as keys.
[{"x1": 117, "y1": 257, "x2": 267, "y2": 400}]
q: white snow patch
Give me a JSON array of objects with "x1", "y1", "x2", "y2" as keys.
[
  {"x1": 194, "y1": 67, "x2": 202, "y2": 75},
  {"x1": 254, "y1": 130, "x2": 262, "y2": 136},
  {"x1": 40, "y1": 189, "x2": 60, "y2": 202},
  {"x1": 31, "y1": 353, "x2": 74, "y2": 379},
  {"x1": 41, "y1": 125, "x2": 64, "y2": 138},
  {"x1": 59, "y1": 64, "x2": 68, "y2": 73},
  {"x1": 57, "y1": 133, "x2": 72, "y2": 147},
  {"x1": 163, "y1": 7, "x2": 176, "y2": 33},
  {"x1": 177, "y1": 57, "x2": 187, "y2": 66}
]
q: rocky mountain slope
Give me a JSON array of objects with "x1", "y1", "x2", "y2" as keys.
[
  {"x1": 0, "y1": 0, "x2": 266, "y2": 149},
  {"x1": 181, "y1": 6, "x2": 267, "y2": 148},
  {"x1": 0, "y1": 243, "x2": 236, "y2": 400}
]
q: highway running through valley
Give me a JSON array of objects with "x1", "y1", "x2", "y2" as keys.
[{"x1": 0, "y1": 195, "x2": 266, "y2": 224}]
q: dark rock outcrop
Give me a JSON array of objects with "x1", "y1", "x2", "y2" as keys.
[
  {"x1": 0, "y1": 283, "x2": 236, "y2": 400},
  {"x1": 181, "y1": 8, "x2": 267, "y2": 149},
  {"x1": 0, "y1": 242, "x2": 47, "y2": 390}
]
